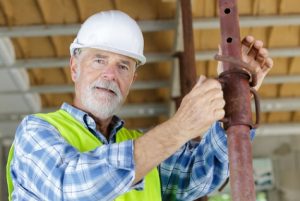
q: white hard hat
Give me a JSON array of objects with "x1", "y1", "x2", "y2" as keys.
[{"x1": 70, "y1": 10, "x2": 146, "y2": 66}]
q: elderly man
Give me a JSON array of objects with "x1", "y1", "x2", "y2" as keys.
[{"x1": 7, "y1": 10, "x2": 273, "y2": 201}]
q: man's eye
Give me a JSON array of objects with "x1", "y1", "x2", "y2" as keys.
[
  {"x1": 95, "y1": 59, "x2": 106, "y2": 64},
  {"x1": 119, "y1": 64, "x2": 129, "y2": 71}
]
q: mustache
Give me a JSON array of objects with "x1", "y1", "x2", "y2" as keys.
[{"x1": 91, "y1": 80, "x2": 122, "y2": 97}]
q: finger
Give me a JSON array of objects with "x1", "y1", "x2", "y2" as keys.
[
  {"x1": 214, "y1": 109, "x2": 225, "y2": 120},
  {"x1": 242, "y1": 36, "x2": 262, "y2": 59},
  {"x1": 242, "y1": 40, "x2": 257, "y2": 58},
  {"x1": 258, "y1": 47, "x2": 268, "y2": 57},
  {"x1": 210, "y1": 97, "x2": 226, "y2": 109},
  {"x1": 218, "y1": 44, "x2": 222, "y2": 55},
  {"x1": 201, "y1": 79, "x2": 222, "y2": 93},
  {"x1": 205, "y1": 87, "x2": 223, "y2": 99},
  {"x1": 199, "y1": 75, "x2": 206, "y2": 83},
  {"x1": 262, "y1": 57, "x2": 273, "y2": 70},
  {"x1": 217, "y1": 45, "x2": 223, "y2": 75},
  {"x1": 191, "y1": 82, "x2": 222, "y2": 99},
  {"x1": 255, "y1": 55, "x2": 266, "y2": 67},
  {"x1": 195, "y1": 75, "x2": 207, "y2": 87},
  {"x1": 255, "y1": 48, "x2": 269, "y2": 68},
  {"x1": 253, "y1": 40, "x2": 264, "y2": 49},
  {"x1": 242, "y1": 35, "x2": 255, "y2": 45},
  {"x1": 194, "y1": 78, "x2": 222, "y2": 93}
]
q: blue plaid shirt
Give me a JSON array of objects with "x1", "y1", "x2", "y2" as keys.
[{"x1": 10, "y1": 103, "x2": 254, "y2": 201}]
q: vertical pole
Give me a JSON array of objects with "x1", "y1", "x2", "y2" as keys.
[
  {"x1": 218, "y1": 0, "x2": 256, "y2": 200},
  {"x1": 179, "y1": 0, "x2": 207, "y2": 201},
  {"x1": 179, "y1": 0, "x2": 197, "y2": 95}
]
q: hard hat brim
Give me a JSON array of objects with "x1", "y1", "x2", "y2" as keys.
[{"x1": 70, "y1": 42, "x2": 146, "y2": 66}]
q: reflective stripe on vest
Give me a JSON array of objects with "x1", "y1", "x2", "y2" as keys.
[{"x1": 7, "y1": 109, "x2": 162, "y2": 201}]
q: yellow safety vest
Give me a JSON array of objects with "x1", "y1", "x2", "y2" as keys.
[{"x1": 7, "y1": 109, "x2": 162, "y2": 201}]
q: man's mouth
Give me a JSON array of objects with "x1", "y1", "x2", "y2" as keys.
[{"x1": 94, "y1": 86, "x2": 117, "y2": 95}]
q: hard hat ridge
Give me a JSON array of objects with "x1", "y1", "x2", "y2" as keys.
[{"x1": 70, "y1": 10, "x2": 146, "y2": 66}]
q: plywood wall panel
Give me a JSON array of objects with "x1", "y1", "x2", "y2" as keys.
[
  {"x1": 269, "y1": 27, "x2": 300, "y2": 48},
  {"x1": 157, "y1": 88, "x2": 170, "y2": 101},
  {"x1": 51, "y1": 36, "x2": 75, "y2": 57},
  {"x1": 207, "y1": 60, "x2": 218, "y2": 78},
  {"x1": 192, "y1": 0, "x2": 216, "y2": 18},
  {"x1": 10, "y1": 0, "x2": 43, "y2": 25},
  {"x1": 254, "y1": 0, "x2": 278, "y2": 15},
  {"x1": 196, "y1": 61, "x2": 207, "y2": 76},
  {"x1": 237, "y1": 0, "x2": 253, "y2": 16},
  {"x1": 62, "y1": 0, "x2": 80, "y2": 23},
  {"x1": 144, "y1": 31, "x2": 174, "y2": 52},
  {"x1": 267, "y1": 112, "x2": 292, "y2": 123},
  {"x1": 36, "y1": 0, "x2": 65, "y2": 24},
  {"x1": 63, "y1": 67, "x2": 73, "y2": 84},
  {"x1": 259, "y1": 113, "x2": 268, "y2": 124},
  {"x1": 279, "y1": 0, "x2": 300, "y2": 14},
  {"x1": 28, "y1": 69, "x2": 43, "y2": 85},
  {"x1": 16, "y1": 37, "x2": 56, "y2": 58},
  {"x1": 293, "y1": 112, "x2": 300, "y2": 122},
  {"x1": 116, "y1": 0, "x2": 159, "y2": 20},
  {"x1": 155, "y1": 62, "x2": 172, "y2": 79},
  {"x1": 259, "y1": 84, "x2": 279, "y2": 98},
  {"x1": 157, "y1": 1, "x2": 176, "y2": 19},
  {"x1": 31, "y1": 68, "x2": 67, "y2": 85},
  {"x1": 137, "y1": 62, "x2": 170, "y2": 81},
  {"x1": 289, "y1": 57, "x2": 300, "y2": 74},
  {"x1": 76, "y1": 0, "x2": 114, "y2": 21},
  {"x1": 195, "y1": 29, "x2": 220, "y2": 51},
  {"x1": 280, "y1": 84, "x2": 300, "y2": 97},
  {"x1": 41, "y1": 93, "x2": 73, "y2": 107},
  {"x1": 126, "y1": 89, "x2": 168, "y2": 103},
  {"x1": 268, "y1": 58, "x2": 289, "y2": 75},
  {"x1": 12, "y1": 39, "x2": 25, "y2": 59},
  {"x1": 0, "y1": 9, "x2": 6, "y2": 25}
]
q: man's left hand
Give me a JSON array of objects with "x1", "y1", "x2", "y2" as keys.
[{"x1": 217, "y1": 35, "x2": 274, "y2": 91}]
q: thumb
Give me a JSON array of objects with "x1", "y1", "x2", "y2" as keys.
[
  {"x1": 217, "y1": 45, "x2": 223, "y2": 75},
  {"x1": 195, "y1": 75, "x2": 207, "y2": 87},
  {"x1": 218, "y1": 44, "x2": 222, "y2": 55}
]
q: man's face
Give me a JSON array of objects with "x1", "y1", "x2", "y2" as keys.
[{"x1": 70, "y1": 48, "x2": 137, "y2": 119}]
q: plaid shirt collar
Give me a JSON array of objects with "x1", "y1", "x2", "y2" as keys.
[{"x1": 61, "y1": 102, "x2": 124, "y2": 142}]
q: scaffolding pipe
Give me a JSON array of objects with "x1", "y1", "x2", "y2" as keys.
[
  {"x1": 179, "y1": 0, "x2": 207, "y2": 201},
  {"x1": 217, "y1": 0, "x2": 256, "y2": 200}
]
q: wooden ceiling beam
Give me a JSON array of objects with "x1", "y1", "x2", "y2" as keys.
[
  {"x1": 0, "y1": 80, "x2": 170, "y2": 94},
  {"x1": 2, "y1": 47, "x2": 300, "y2": 70},
  {"x1": 3, "y1": 15, "x2": 300, "y2": 37},
  {"x1": 0, "y1": 0, "x2": 14, "y2": 26}
]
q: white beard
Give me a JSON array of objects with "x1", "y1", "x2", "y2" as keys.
[{"x1": 80, "y1": 79, "x2": 124, "y2": 119}]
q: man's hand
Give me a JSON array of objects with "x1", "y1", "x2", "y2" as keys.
[
  {"x1": 241, "y1": 36, "x2": 273, "y2": 90},
  {"x1": 170, "y1": 76, "x2": 225, "y2": 140},
  {"x1": 217, "y1": 35, "x2": 274, "y2": 91}
]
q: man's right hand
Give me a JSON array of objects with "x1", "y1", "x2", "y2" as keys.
[
  {"x1": 171, "y1": 75, "x2": 225, "y2": 141},
  {"x1": 134, "y1": 75, "x2": 225, "y2": 184}
]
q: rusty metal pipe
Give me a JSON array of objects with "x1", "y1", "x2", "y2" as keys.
[
  {"x1": 218, "y1": 0, "x2": 256, "y2": 200},
  {"x1": 179, "y1": 0, "x2": 197, "y2": 95},
  {"x1": 179, "y1": 1, "x2": 207, "y2": 200}
]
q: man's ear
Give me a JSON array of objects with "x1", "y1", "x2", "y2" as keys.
[
  {"x1": 128, "y1": 72, "x2": 137, "y2": 88},
  {"x1": 70, "y1": 56, "x2": 79, "y2": 82},
  {"x1": 133, "y1": 72, "x2": 138, "y2": 82}
]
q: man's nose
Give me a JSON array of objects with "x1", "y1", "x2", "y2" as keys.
[{"x1": 100, "y1": 64, "x2": 117, "y2": 81}]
